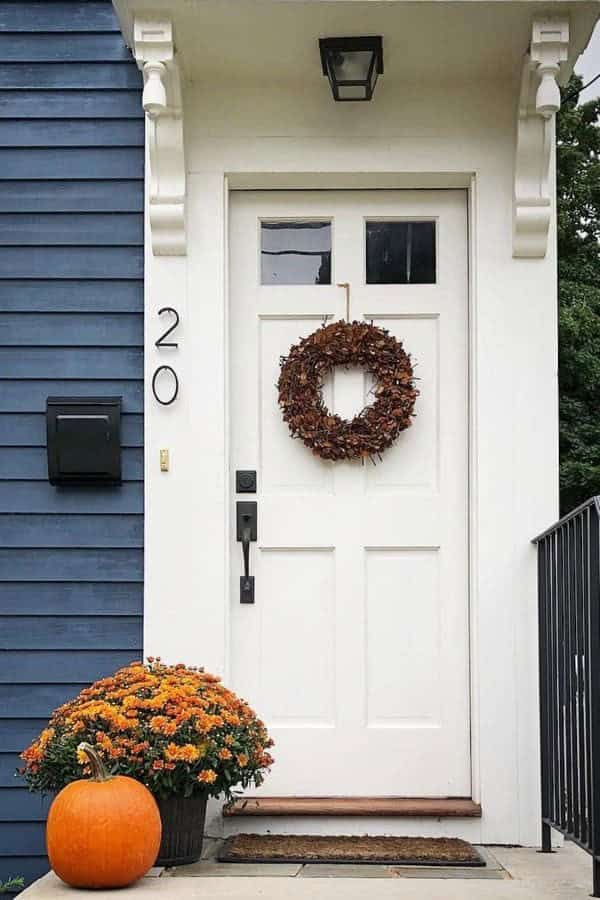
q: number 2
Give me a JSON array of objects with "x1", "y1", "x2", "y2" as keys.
[{"x1": 155, "y1": 307, "x2": 180, "y2": 348}]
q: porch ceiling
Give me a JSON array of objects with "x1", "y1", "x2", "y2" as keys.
[{"x1": 113, "y1": 0, "x2": 598, "y2": 90}]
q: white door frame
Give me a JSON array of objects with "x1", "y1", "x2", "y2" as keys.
[{"x1": 143, "y1": 169, "x2": 481, "y2": 809}]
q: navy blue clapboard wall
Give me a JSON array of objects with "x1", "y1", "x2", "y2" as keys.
[{"x1": 0, "y1": 0, "x2": 144, "y2": 887}]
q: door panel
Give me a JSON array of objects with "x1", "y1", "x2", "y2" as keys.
[{"x1": 229, "y1": 190, "x2": 470, "y2": 796}]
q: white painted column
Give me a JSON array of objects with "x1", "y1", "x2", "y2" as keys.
[{"x1": 144, "y1": 172, "x2": 229, "y2": 676}]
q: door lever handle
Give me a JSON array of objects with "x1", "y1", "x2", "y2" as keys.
[
  {"x1": 241, "y1": 517, "x2": 252, "y2": 578},
  {"x1": 236, "y1": 501, "x2": 257, "y2": 604}
]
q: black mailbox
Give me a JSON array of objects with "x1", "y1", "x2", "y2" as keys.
[{"x1": 46, "y1": 397, "x2": 122, "y2": 486}]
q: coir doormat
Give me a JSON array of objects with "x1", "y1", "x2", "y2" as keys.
[{"x1": 218, "y1": 834, "x2": 486, "y2": 866}]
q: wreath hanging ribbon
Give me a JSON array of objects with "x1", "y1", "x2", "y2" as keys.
[{"x1": 277, "y1": 320, "x2": 418, "y2": 462}]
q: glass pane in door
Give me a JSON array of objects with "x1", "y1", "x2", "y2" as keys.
[
  {"x1": 366, "y1": 221, "x2": 436, "y2": 284},
  {"x1": 261, "y1": 221, "x2": 331, "y2": 285}
]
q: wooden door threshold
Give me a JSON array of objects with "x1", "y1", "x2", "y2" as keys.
[{"x1": 223, "y1": 797, "x2": 482, "y2": 818}]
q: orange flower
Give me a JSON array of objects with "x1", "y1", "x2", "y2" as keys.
[
  {"x1": 122, "y1": 695, "x2": 140, "y2": 710},
  {"x1": 21, "y1": 746, "x2": 42, "y2": 764},
  {"x1": 164, "y1": 743, "x2": 201, "y2": 764},
  {"x1": 152, "y1": 759, "x2": 164, "y2": 770},
  {"x1": 132, "y1": 742, "x2": 150, "y2": 754},
  {"x1": 197, "y1": 770, "x2": 217, "y2": 784},
  {"x1": 38, "y1": 728, "x2": 55, "y2": 749},
  {"x1": 222, "y1": 712, "x2": 240, "y2": 726},
  {"x1": 237, "y1": 753, "x2": 249, "y2": 767},
  {"x1": 149, "y1": 715, "x2": 177, "y2": 736},
  {"x1": 218, "y1": 748, "x2": 232, "y2": 760}
]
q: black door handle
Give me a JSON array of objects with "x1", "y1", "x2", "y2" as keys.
[
  {"x1": 236, "y1": 501, "x2": 257, "y2": 604},
  {"x1": 241, "y1": 516, "x2": 252, "y2": 577}
]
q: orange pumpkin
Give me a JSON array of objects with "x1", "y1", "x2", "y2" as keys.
[{"x1": 46, "y1": 742, "x2": 162, "y2": 888}]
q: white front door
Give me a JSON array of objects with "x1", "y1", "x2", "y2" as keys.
[{"x1": 229, "y1": 190, "x2": 470, "y2": 797}]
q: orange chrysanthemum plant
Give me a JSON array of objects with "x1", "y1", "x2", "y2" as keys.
[{"x1": 20, "y1": 659, "x2": 274, "y2": 801}]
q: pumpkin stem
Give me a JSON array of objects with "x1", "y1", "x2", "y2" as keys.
[{"x1": 77, "y1": 742, "x2": 111, "y2": 782}]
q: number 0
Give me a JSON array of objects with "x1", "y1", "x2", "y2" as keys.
[{"x1": 152, "y1": 365, "x2": 179, "y2": 406}]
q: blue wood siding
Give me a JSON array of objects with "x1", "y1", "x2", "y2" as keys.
[{"x1": 0, "y1": 0, "x2": 144, "y2": 888}]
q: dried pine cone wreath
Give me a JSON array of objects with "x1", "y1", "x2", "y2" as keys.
[{"x1": 277, "y1": 320, "x2": 418, "y2": 462}]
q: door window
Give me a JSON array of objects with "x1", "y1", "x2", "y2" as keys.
[
  {"x1": 366, "y1": 220, "x2": 436, "y2": 284},
  {"x1": 260, "y1": 220, "x2": 331, "y2": 285}
]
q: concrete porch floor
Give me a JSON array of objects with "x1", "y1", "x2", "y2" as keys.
[{"x1": 20, "y1": 843, "x2": 596, "y2": 899}]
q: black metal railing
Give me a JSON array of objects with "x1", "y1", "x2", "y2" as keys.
[{"x1": 534, "y1": 496, "x2": 600, "y2": 895}]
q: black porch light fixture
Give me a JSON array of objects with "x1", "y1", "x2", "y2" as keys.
[{"x1": 319, "y1": 36, "x2": 383, "y2": 101}]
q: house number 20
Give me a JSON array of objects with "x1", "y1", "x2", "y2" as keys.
[{"x1": 152, "y1": 307, "x2": 180, "y2": 406}]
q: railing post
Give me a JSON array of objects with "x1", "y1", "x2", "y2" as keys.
[
  {"x1": 541, "y1": 821, "x2": 552, "y2": 853},
  {"x1": 538, "y1": 537, "x2": 553, "y2": 852}
]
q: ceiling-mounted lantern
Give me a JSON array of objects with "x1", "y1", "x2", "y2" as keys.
[{"x1": 319, "y1": 36, "x2": 383, "y2": 101}]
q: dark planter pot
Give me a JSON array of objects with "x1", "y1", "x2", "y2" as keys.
[{"x1": 155, "y1": 793, "x2": 209, "y2": 867}]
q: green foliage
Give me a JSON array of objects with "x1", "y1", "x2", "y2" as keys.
[
  {"x1": 558, "y1": 76, "x2": 600, "y2": 512},
  {"x1": 0, "y1": 877, "x2": 25, "y2": 894}
]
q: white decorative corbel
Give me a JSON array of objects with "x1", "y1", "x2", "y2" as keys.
[
  {"x1": 134, "y1": 18, "x2": 186, "y2": 256},
  {"x1": 513, "y1": 18, "x2": 569, "y2": 258}
]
